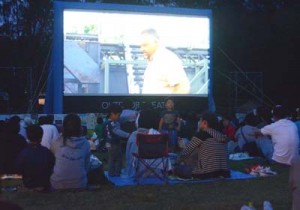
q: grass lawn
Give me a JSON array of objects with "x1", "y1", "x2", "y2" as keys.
[{"x1": 0, "y1": 157, "x2": 292, "y2": 210}]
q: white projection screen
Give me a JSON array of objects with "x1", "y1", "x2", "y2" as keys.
[{"x1": 62, "y1": 6, "x2": 212, "y2": 97}]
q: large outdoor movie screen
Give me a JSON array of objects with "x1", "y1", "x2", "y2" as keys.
[{"x1": 63, "y1": 8, "x2": 211, "y2": 96}]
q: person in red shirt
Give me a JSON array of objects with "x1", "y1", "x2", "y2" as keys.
[
  {"x1": 222, "y1": 115, "x2": 238, "y2": 154},
  {"x1": 222, "y1": 115, "x2": 236, "y2": 141}
]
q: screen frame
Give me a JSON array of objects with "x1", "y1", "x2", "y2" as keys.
[{"x1": 45, "y1": 1, "x2": 213, "y2": 113}]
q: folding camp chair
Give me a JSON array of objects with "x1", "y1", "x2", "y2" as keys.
[{"x1": 132, "y1": 133, "x2": 169, "y2": 184}]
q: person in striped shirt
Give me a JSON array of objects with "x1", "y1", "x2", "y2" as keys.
[{"x1": 174, "y1": 112, "x2": 230, "y2": 179}]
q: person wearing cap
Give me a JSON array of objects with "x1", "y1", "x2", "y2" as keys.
[{"x1": 255, "y1": 105, "x2": 299, "y2": 165}]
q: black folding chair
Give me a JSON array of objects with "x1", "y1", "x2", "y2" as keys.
[{"x1": 132, "y1": 133, "x2": 169, "y2": 184}]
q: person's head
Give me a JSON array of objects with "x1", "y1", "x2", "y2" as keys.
[
  {"x1": 107, "y1": 104, "x2": 122, "y2": 121},
  {"x1": 222, "y1": 115, "x2": 231, "y2": 127},
  {"x1": 164, "y1": 97, "x2": 175, "y2": 111},
  {"x1": 38, "y1": 116, "x2": 47, "y2": 125},
  {"x1": 5, "y1": 118, "x2": 20, "y2": 134},
  {"x1": 23, "y1": 117, "x2": 33, "y2": 127},
  {"x1": 272, "y1": 105, "x2": 287, "y2": 121},
  {"x1": 244, "y1": 113, "x2": 258, "y2": 127},
  {"x1": 199, "y1": 112, "x2": 218, "y2": 130},
  {"x1": 45, "y1": 115, "x2": 54, "y2": 124},
  {"x1": 62, "y1": 114, "x2": 82, "y2": 140},
  {"x1": 81, "y1": 125, "x2": 88, "y2": 136},
  {"x1": 26, "y1": 124, "x2": 43, "y2": 144},
  {"x1": 138, "y1": 109, "x2": 160, "y2": 130},
  {"x1": 140, "y1": 28, "x2": 160, "y2": 59},
  {"x1": 96, "y1": 116, "x2": 103, "y2": 124},
  {"x1": 10, "y1": 115, "x2": 21, "y2": 124}
]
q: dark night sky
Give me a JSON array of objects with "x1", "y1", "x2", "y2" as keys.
[{"x1": 212, "y1": 2, "x2": 300, "y2": 111}]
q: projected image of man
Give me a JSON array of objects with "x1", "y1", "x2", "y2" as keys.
[{"x1": 140, "y1": 29, "x2": 190, "y2": 94}]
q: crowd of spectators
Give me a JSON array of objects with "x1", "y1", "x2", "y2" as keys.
[{"x1": 0, "y1": 100, "x2": 299, "y2": 210}]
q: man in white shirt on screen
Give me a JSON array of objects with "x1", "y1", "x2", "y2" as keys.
[{"x1": 140, "y1": 28, "x2": 190, "y2": 94}]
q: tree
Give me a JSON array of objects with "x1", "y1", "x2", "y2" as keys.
[{"x1": 0, "y1": 0, "x2": 53, "y2": 112}]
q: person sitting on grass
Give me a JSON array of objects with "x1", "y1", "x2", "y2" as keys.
[
  {"x1": 255, "y1": 106, "x2": 274, "y2": 163},
  {"x1": 120, "y1": 99, "x2": 138, "y2": 134},
  {"x1": 39, "y1": 115, "x2": 60, "y2": 150},
  {"x1": 0, "y1": 118, "x2": 27, "y2": 174},
  {"x1": 50, "y1": 114, "x2": 91, "y2": 190},
  {"x1": 234, "y1": 113, "x2": 261, "y2": 157},
  {"x1": 16, "y1": 125, "x2": 55, "y2": 192},
  {"x1": 125, "y1": 108, "x2": 160, "y2": 177},
  {"x1": 254, "y1": 105, "x2": 299, "y2": 166},
  {"x1": 174, "y1": 112, "x2": 230, "y2": 179}
]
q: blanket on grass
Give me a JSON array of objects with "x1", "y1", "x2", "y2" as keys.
[{"x1": 105, "y1": 170, "x2": 255, "y2": 186}]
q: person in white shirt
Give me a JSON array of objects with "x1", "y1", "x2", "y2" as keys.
[
  {"x1": 140, "y1": 28, "x2": 190, "y2": 94},
  {"x1": 39, "y1": 115, "x2": 60, "y2": 149},
  {"x1": 255, "y1": 105, "x2": 299, "y2": 165}
]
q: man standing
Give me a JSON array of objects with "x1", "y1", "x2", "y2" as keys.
[{"x1": 140, "y1": 28, "x2": 190, "y2": 94}]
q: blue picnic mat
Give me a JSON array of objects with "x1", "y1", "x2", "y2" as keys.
[{"x1": 105, "y1": 170, "x2": 255, "y2": 186}]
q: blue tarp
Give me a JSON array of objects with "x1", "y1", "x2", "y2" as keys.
[{"x1": 105, "y1": 170, "x2": 255, "y2": 186}]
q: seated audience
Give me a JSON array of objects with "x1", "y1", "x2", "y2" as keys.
[
  {"x1": 19, "y1": 116, "x2": 33, "y2": 141},
  {"x1": 255, "y1": 105, "x2": 299, "y2": 165},
  {"x1": 174, "y1": 112, "x2": 230, "y2": 179},
  {"x1": 39, "y1": 115, "x2": 60, "y2": 149},
  {"x1": 179, "y1": 111, "x2": 199, "y2": 140},
  {"x1": 221, "y1": 115, "x2": 237, "y2": 154},
  {"x1": 125, "y1": 108, "x2": 160, "y2": 177},
  {"x1": 93, "y1": 116, "x2": 105, "y2": 150},
  {"x1": 16, "y1": 125, "x2": 55, "y2": 191},
  {"x1": 255, "y1": 106, "x2": 274, "y2": 162},
  {"x1": 221, "y1": 115, "x2": 236, "y2": 140},
  {"x1": 94, "y1": 116, "x2": 104, "y2": 140},
  {"x1": 120, "y1": 99, "x2": 138, "y2": 133},
  {"x1": 50, "y1": 114, "x2": 91, "y2": 190},
  {"x1": 235, "y1": 113, "x2": 260, "y2": 156},
  {"x1": 9, "y1": 116, "x2": 27, "y2": 142},
  {"x1": 0, "y1": 118, "x2": 27, "y2": 174}
]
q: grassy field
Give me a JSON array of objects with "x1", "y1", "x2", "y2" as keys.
[{"x1": 0, "y1": 158, "x2": 292, "y2": 210}]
